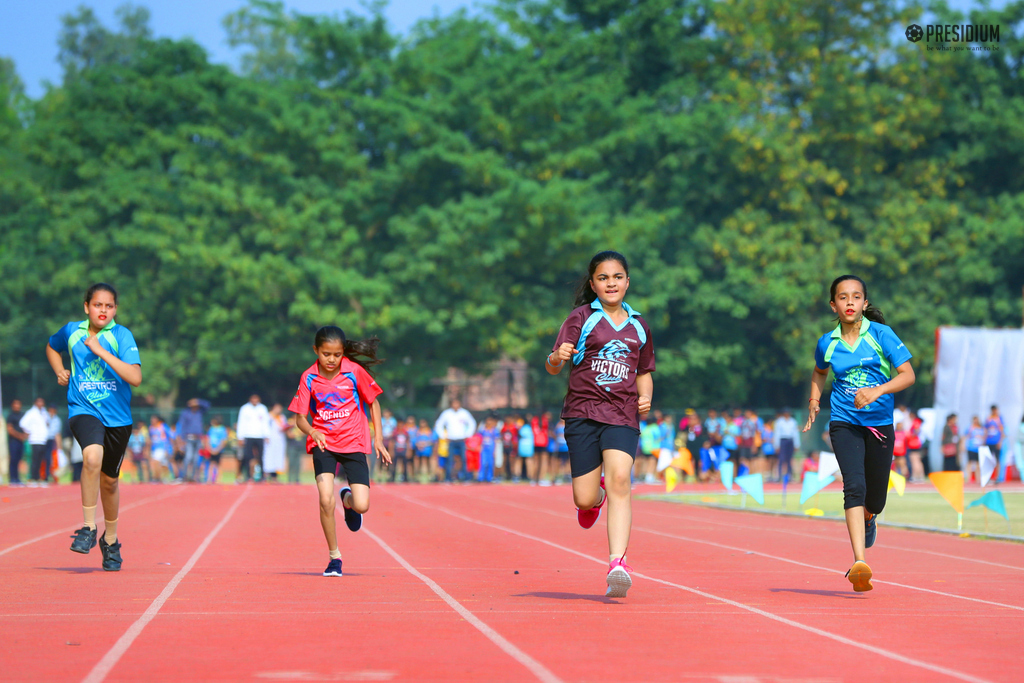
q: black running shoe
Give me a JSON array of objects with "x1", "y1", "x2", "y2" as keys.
[
  {"x1": 70, "y1": 526, "x2": 97, "y2": 554},
  {"x1": 323, "y1": 558, "x2": 343, "y2": 577},
  {"x1": 339, "y1": 487, "x2": 362, "y2": 532},
  {"x1": 99, "y1": 536, "x2": 123, "y2": 571}
]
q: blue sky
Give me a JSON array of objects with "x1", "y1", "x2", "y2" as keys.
[{"x1": 1, "y1": 0, "x2": 1009, "y2": 99}]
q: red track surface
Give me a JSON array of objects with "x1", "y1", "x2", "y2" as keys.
[{"x1": 1, "y1": 482, "x2": 1021, "y2": 683}]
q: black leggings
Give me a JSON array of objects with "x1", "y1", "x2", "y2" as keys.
[{"x1": 829, "y1": 422, "x2": 894, "y2": 514}]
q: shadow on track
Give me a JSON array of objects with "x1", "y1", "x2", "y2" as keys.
[
  {"x1": 515, "y1": 591, "x2": 619, "y2": 604},
  {"x1": 769, "y1": 587, "x2": 866, "y2": 599}
]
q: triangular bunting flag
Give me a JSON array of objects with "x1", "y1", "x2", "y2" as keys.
[
  {"x1": 720, "y1": 461, "x2": 735, "y2": 492},
  {"x1": 671, "y1": 449, "x2": 695, "y2": 476},
  {"x1": 887, "y1": 470, "x2": 906, "y2": 496},
  {"x1": 665, "y1": 467, "x2": 680, "y2": 493},
  {"x1": 735, "y1": 473, "x2": 764, "y2": 505},
  {"x1": 800, "y1": 471, "x2": 835, "y2": 505},
  {"x1": 979, "y1": 446, "x2": 997, "y2": 488},
  {"x1": 929, "y1": 471, "x2": 964, "y2": 514},
  {"x1": 818, "y1": 451, "x2": 840, "y2": 480},
  {"x1": 966, "y1": 490, "x2": 1009, "y2": 520}
]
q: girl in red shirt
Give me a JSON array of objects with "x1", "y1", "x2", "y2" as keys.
[
  {"x1": 546, "y1": 251, "x2": 655, "y2": 598},
  {"x1": 289, "y1": 326, "x2": 392, "y2": 577}
]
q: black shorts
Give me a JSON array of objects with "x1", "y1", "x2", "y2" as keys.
[
  {"x1": 311, "y1": 448, "x2": 370, "y2": 487},
  {"x1": 967, "y1": 450, "x2": 979, "y2": 462},
  {"x1": 563, "y1": 418, "x2": 639, "y2": 478},
  {"x1": 69, "y1": 415, "x2": 132, "y2": 478},
  {"x1": 208, "y1": 453, "x2": 222, "y2": 464}
]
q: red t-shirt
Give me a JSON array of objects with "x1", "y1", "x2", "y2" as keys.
[
  {"x1": 288, "y1": 358, "x2": 383, "y2": 454},
  {"x1": 553, "y1": 301, "x2": 655, "y2": 430}
]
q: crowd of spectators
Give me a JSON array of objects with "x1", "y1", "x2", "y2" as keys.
[{"x1": 4, "y1": 396, "x2": 1023, "y2": 486}]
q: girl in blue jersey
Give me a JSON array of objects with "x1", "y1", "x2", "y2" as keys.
[
  {"x1": 46, "y1": 283, "x2": 142, "y2": 572},
  {"x1": 803, "y1": 275, "x2": 915, "y2": 592}
]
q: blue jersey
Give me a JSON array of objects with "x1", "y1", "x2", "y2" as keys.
[
  {"x1": 984, "y1": 417, "x2": 1003, "y2": 445},
  {"x1": 49, "y1": 320, "x2": 141, "y2": 428},
  {"x1": 815, "y1": 320, "x2": 911, "y2": 427},
  {"x1": 966, "y1": 426, "x2": 985, "y2": 451},
  {"x1": 208, "y1": 425, "x2": 228, "y2": 452}
]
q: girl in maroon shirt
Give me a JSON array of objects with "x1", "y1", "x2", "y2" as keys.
[{"x1": 546, "y1": 251, "x2": 655, "y2": 598}]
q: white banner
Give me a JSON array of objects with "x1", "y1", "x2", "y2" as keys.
[{"x1": 932, "y1": 328, "x2": 1024, "y2": 475}]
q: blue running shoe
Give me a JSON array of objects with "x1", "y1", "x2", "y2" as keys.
[
  {"x1": 339, "y1": 487, "x2": 362, "y2": 532},
  {"x1": 99, "y1": 536, "x2": 122, "y2": 571},
  {"x1": 864, "y1": 513, "x2": 877, "y2": 549},
  {"x1": 70, "y1": 526, "x2": 97, "y2": 554},
  {"x1": 323, "y1": 558, "x2": 343, "y2": 577}
]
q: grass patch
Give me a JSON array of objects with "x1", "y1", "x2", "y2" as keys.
[{"x1": 643, "y1": 490, "x2": 1024, "y2": 539}]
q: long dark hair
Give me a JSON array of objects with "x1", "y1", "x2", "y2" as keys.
[
  {"x1": 313, "y1": 325, "x2": 384, "y2": 373},
  {"x1": 85, "y1": 282, "x2": 118, "y2": 304},
  {"x1": 572, "y1": 251, "x2": 629, "y2": 308},
  {"x1": 829, "y1": 275, "x2": 885, "y2": 324}
]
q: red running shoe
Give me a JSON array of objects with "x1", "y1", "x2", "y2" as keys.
[{"x1": 576, "y1": 476, "x2": 606, "y2": 529}]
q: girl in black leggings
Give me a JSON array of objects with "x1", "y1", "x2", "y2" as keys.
[{"x1": 804, "y1": 276, "x2": 915, "y2": 592}]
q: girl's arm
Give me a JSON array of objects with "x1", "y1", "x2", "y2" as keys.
[
  {"x1": 295, "y1": 413, "x2": 327, "y2": 451},
  {"x1": 46, "y1": 344, "x2": 71, "y2": 386},
  {"x1": 853, "y1": 361, "x2": 915, "y2": 410},
  {"x1": 636, "y1": 373, "x2": 653, "y2": 418},
  {"x1": 81, "y1": 335, "x2": 142, "y2": 387},
  {"x1": 369, "y1": 400, "x2": 393, "y2": 465},
  {"x1": 803, "y1": 366, "x2": 829, "y2": 432}
]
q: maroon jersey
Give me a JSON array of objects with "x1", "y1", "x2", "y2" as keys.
[{"x1": 553, "y1": 300, "x2": 655, "y2": 429}]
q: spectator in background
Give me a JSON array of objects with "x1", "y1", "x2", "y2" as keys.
[
  {"x1": 237, "y1": 394, "x2": 270, "y2": 483},
  {"x1": 176, "y1": 398, "x2": 210, "y2": 482},
  {"x1": 639, "y1": 412, "x2": 661, "y2": 485},
  {"x1": 906, "y1": 410, "x2": 925, "y2": 482},
  {"x1": 761, "y1": 418, "x2": 776, "y2": 480},
  {"x1": 7, "y1": 399, "x2": 28, "y2": 485},
  {"x1": 413, "y1": 419, "x2": 437, "y2": 482},
  {"x1": 532, "y1": 412, "x2": 550, "y2": 485},
  {"x1": 1015, "y1": 415, "x2": 1024, "y2": 480},
  {"x1": 941, "y1": 413, "x2": 960, "y2": 472},
  {"x1": 773, "y1": 408, "x2": 801, "y2": 482},
  {"x1": 129, "y1": 422, "x2": 150, "y2": 483},
  {"x1": 207, "y1": 416, "x2": 229, "y2": 484},
  {"x1": 985, "y1": 405, "x2": 1005, "y2": 482},
  {"x1": 964, "y1": 415, "x2": 984, "y2": 483},
  {"x1": 478, "y1": 415, "x2": 501, "y2": 483},
  {"x1": 501, "y1": 415, "x2": 520, "y2": 482},
  {"x1": 148, "y1": 415, "x2": 172, "y2": 482},
  {"x1": 518, "y1": 414, "x2": 536, "y2": 483},
  {"x1": 264, "y1": 403, "x2": 288, "y2": 483},
  {"x1": 893, "y1": 403, "x2": 909, "y2": 431},
  {"x1": 892, "y1": 420, "x2": 909, "y2": 479},
  {"x1": 391, "y1": 416, "x2": 414, "y2": 483},
  {"x1": 435, "y1": 398, "x2": 476, "y2": 482},
  {"x1": 285, "y1": 415, "x2": 304, "y2": 484},
  {"x1": 703, "y1": 409, "x2": 724, "y2": 445},
  {"x1": 46, "y1": 405, "x2": 63, "y2": 483},
  {"x1": 721, "y1": 411, "x2": 739, "y2": 473},
  {"x1": 70, "y1": 436, "x2": 84, "y2": 482},
  {"x1": 21, "y1": 397, "x2": 51, "y2": 484},
  {"x1": 380, "y1": 409, "x2": 398, "y2": 482},
  {"x1": 739, "y1": 410, "x2": 759, "y2": 475}
]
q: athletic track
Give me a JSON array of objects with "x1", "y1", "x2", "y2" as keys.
[{"x1": 1, "y1": 482, "x2": 1021, "y2": 683}]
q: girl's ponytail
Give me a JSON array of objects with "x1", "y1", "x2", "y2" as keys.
[
  {"x1": 344, "y1": 337, "x2": 384, "y2": 373},
  {"x1": 862, "y1": 302, "x2": 886, "y2": 325},
  {"x1": 313, "y1": 325, "x2": 384, "y2": 374}
]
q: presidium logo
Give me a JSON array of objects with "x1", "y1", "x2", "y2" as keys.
[{"x1": 905, "y1": 23, "x2": 1001, "y2": 51}]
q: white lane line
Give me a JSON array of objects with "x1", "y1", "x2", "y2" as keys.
[
  {"x1": 639, "y1": 505, "x2": 1024, "y2": 572},
  {"x1": 475, "y1": 492, "x2": 1024, "y2": 612},
  {"x1": 393, "y1": 492, "x2": 994, "y2": 683},
  {"x1": 0, "y1": 489, "x2": 185, "y2": 558},
  {"x1": 363, "y1": 527, "x2": 563, "y2": 683},
  {"x1": 0, "y1": 492, "x2": 83, "y2": 516},
  {"x1": 81, "y1": 487, "x2": 251, "y2": 683}
]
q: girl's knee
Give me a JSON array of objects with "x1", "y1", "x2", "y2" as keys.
[
  {"x1": 319, "y1": 496, "x2": 336, "y2": 513},
  {"x1": 573, "y1": 490, "x2": 600, "y2": 509},
  {"x1": 351, "y1": 499, "x2": 369, "y2": 514},
  {"x1": 605, "y1": 471, "x2": 631, "y2": 497}
]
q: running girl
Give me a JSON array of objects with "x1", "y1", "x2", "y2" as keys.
[
  {"x1": 288, "y1": 326, "x2": 391, "y2": 577},
  {"x1": 46, "y1": 283, "x2": 142, "y2": 571},
  {"x1": 804, "y1": 275, "x2": 914, "y2": 592},
  {"x1": 546, "y1": 251, "x2": 655, "y2": 598}
]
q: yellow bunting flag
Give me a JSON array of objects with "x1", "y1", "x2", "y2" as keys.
[
  {"x1": 804, "y1": 508, "x2": 824, "y2": 516},
  {"x1": 887, "y1": 470, "x2": 906, "y2": 496},
  {"x1": 929, "y1": 471, "x2": 964, "y2": 514},
  {"x1": 665, "y1": 467, "x2": 680, "y2": 493},
  {"x1": 671, "y1": 448, "x2": 695, "y2": 477}
]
